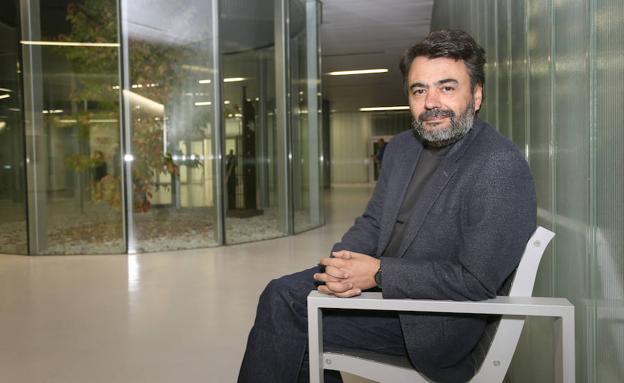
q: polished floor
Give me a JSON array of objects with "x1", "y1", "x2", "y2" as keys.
[{"x1": 0, "y1": 186, "x2": 375, "y2": 383}]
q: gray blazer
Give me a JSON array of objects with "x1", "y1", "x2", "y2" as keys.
[{"x1": 332, "y1": 119, "x2": 537, "y2": 382}]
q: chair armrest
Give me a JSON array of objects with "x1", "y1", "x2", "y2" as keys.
[
  {"x1": 307, "y1": 291, "x2": 573, "y2": 318},
  {"x1": 307, "y1": 292, "x2": 575, "y2": 383}
]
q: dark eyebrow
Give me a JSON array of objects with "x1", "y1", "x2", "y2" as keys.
[
  {"x1": 409, "y1": 78, "x2": 459, "y2": 91},
  {"x1": 434, "y1": 78, "x2": 459, "y2": 86},
  {"x1": 409, "y1": 82, "x2": 428, "y2": 91}
]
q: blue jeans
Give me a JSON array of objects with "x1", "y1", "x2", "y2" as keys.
[{"x1": 238, "y1": 267, "x2": 408, "y2": 383}]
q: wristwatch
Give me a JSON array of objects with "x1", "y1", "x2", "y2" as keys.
[{"x1": 374, "y1": 266, "x2": 382, "y2": 288}]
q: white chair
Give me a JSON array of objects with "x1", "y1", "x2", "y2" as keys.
[{"x1": 307, "y1": 227, "x2": 575, "y2": 383}]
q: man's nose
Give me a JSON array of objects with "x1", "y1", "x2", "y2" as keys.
[{"x1": 424, "y1": 90, "x2": 441, "y2": 110}]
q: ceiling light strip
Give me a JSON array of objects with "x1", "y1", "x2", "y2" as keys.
[
  {"x1": 327, "y1": 69, "x2": 388, "y2": 76},
  {"x1": 360, "y1": 106, "x2": 410, "y2": 112},
  {"x1": 21, "y1": 40, "x2": 119, "y2": 47}
]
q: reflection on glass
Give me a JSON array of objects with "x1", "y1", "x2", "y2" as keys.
[
  {"x1": 0, "y1": 0, "x2": 28, "y2": 254},
  {"x1": 221, "y1": 0, "x2": 285, "y2": 244},
  {"x1": 123, "y1": 0, "x2": 218, "y2": 252},
  {"x1": 24, "y1": 0, "x2": 124, "y2": 254},
  {"x1": 12, "y1": 0, "x2": 322, "y2": 254},
  {"x1": 291, "y1": 0, "x2": 322, "y2": 233}
]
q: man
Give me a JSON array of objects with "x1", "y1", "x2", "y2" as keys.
[
  {"x1": 373, "y1": 138, "x2": 386, "y2": 180},
  {"x1": 375, "y1": 138, "x2": 386, "y2": 164},
  {"x1": 238, "y1": 29, "x2": 536, "y2": 383},
  {"x1": 226, "y1": 149, "x2": 238, "y2": 209}
]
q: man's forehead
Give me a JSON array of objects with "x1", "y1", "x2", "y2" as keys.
[{"x1": 408, "y1": 56, "x2": 470, "y2": 81}]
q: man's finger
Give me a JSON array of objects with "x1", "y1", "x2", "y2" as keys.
[
  {"x1": 325, "y1": 281, "x2": 353, "y2": 293},
  {"x1": 313, "y1": 272, "x2": 342, "y2": 283},
  {"x1": 318, "y1": 257, "x2": 345, "y2": 268},
  {"x1": 317, "y1": 285, "x2": 334, "y2": 295},
  {"x1": 324, "y1": 265, "x2": 349, "y2": 279},
  {"x1": 334, "y1": 288, "x2": 362, "y2": 298},
  {"x1": 331, "y1": 250, "x2": 353, "y2": 259}
]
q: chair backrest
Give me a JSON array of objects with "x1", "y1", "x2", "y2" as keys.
[
  {"x1": 470, "y1": 226, "x2": 555, "y2": 382},
  {"x1": 508, "y1": 227, "x2": 556, "y2": 297}
]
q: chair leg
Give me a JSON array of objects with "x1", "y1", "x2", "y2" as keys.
[
  {"x1": 308, "y1": 304, "x2": 324, "y2": 383},
  {"x1": 554, "y1": 310, "x2": 576, "y2": 383}
]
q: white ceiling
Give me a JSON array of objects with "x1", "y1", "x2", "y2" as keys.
[{"x1": 320, "y1": 0, "x2": 433, "y2": 112}]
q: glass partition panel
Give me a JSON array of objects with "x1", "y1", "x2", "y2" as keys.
[
  {"x1": 221, "y1": 0, "x2": 285, "y2": 244},
  {"x1": 510, "y1": 0, "x2": 528, "y2": 154},
  {"x1": 594, "y1": 1, "x2": 624, "y2": 381},
  {"x1": 291, "y1": 0, "x2": 322, "y2": 233},
  {"x1": 122, "y1": 0, "x2": 218, "y2": 252},
  {"x1": 0, "y1": 0, "x2": 28, "y2": 254},
  {"x1": 21, "y1": 0, "x2": 124, "y2": 254}
]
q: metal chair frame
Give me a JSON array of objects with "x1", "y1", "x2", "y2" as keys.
[{"x1": 307, "y1": 227, "x2": 575, "y2": 383}]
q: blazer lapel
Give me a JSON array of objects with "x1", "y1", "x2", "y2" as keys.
[
  {"x1": 376, "y1": 135, "x2": 422, "y2": 257},
  {"x1": 394, "y1": 119, "x2": 485, "y2": 258}
]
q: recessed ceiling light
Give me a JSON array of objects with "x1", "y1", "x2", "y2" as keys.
[
  {"x1": 327, "y1": 69, "x2": 388, "y2": 76},
  {"x1": 359, "y1": 106, "x2": 410, "y2": 112},
  {"x1": 198, "y1": 79, "x2": 212, "y2": 84},
  {"x1": 0, "y1": 94, "x2": 10, "y2": 100},
  {"x1": 194, "y1": 101, "x2": 212, "y2": 106},
  {"x1": 224, "y1": 77, "x2": 246, "y2": 83},
  {"x1": 91, "y1": 119, "x2": 118, "y2": 123},
  {"x1": 21, "y1": 40, "x2": 119, "y2": 47}
]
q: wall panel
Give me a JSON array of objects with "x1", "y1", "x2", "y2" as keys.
[
  {"x1": 552, "y1": 1, "x2": 592, "y2": 381},
  {"x1": 510, "y1": 0, "x2": 528, "y2": 154},
  {"x1": 496, "y1": 0, "x2": 512, "y2": 139},
  {"x1": 330, "y1": 113, "x2": 370, "y2": 184},
  {"x1": 593, "y1": 0, "x2": 624, "y2": 380},
  {"x1": 432, "y1": 0, "x2": 624, "y2": 381}
]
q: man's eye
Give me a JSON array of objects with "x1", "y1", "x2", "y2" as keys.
[
  {"x1": 441, "y1": 86, "x2": 455, "y2": 93},
  {"x1": 412, "y1": 89, "x2": 426, "y2": 95}
]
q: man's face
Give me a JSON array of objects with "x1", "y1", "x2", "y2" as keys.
[{"x1": 407, "y1": 57, "x2": 483, "y2": 146}]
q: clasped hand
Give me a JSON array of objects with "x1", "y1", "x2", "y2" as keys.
[{"x1": 314, "y1": 250, "x2": 380, "y2": 298}]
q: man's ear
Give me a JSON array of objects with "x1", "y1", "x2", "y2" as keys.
[{"x1": 473, "y1": 84, "x2": 483, "y2": 111}]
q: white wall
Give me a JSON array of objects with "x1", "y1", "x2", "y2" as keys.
[{"x1": 329, "y1": 112, "x2": 371, "y2": 185}]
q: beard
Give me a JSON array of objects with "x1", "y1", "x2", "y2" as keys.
[{"x1": 412, "y1": 98, "x2": 476, "y2": 148}]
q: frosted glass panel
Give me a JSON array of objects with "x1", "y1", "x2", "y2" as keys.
[
  {"x1": 594, "y1": 0, "x2": 624, "y2": 381},
  {"x1": 553, "y1": 1, "x2": 591, "y2": 381},
  {"x1": 432, "y1": 0, "x2": 624, "y2": 381},
  {"x1": 483, "y1": 0, "x2": 498, "y2": 128},
  {"x1": 510, "y1": 0, "x2": 528, "y2": 153},
  {"x1": 496, "y1": 0, "x2": 512, "y2": 139}
]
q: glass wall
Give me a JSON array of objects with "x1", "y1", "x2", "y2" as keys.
[
  {"x1": 121, "y1": 0, "x2": 218, "y2": 252},
  {"x1": 290, "y1": 0, "x2": 322, "y2": 233},
  {"x1": 221, "y1": 0, "x2": 284, "y2": 244},
  {"x1": 432, "y1": 1, "x2": 624, "y2": 382},
  {"x1": 3, "y1": 0, "x2": 323, "y2": 255},
  {"x1": 21, "y1": 0, "x2": 124, "y2": 254},
  {"x1": 0, "y1": 0, "x2": 28, "y2": 254}
]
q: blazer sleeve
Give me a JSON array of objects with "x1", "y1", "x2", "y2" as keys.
[{"x1": 380, "y1": 149, "x2": 537, "y2": 300}]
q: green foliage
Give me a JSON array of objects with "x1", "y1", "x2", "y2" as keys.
[{"x1": 57, "y1": 0, "x2": 196, "y2": 212}]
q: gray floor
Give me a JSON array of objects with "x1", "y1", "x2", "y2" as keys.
[{"x1": 0, "y1": 186, "x2": 375, "y2": 383}]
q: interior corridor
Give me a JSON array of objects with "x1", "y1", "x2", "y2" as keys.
[{"x1": 0, "y1": 186, "x2": 375, "y2": 383}]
